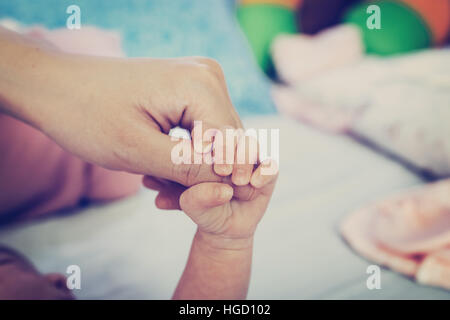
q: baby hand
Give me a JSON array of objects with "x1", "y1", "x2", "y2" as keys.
[
  {"x1": 179, "y1": 159, "x2": 278, "y2": 250},
  {"x1": 143, "y1": 130, "x2": 279, "y2": 249}
]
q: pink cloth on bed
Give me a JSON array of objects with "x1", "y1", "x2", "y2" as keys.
[
  {"x1": 0, "y1": 26, "x2": 141, "y2": 222},
  {"x1": 340, "y1": 179, "x2": 450, "y2": 290}
]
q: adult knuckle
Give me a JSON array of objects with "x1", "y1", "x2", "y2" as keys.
[
  {"x1": 195, "y1": 57, "x2": 224, "y2": 81},
  {"x1": 174, "y1": 163, "x2": 201, "y2": 186}
]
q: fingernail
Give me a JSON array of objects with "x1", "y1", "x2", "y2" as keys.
[
  {"x1": 234, "y1": 169, "x2": 248, "y2": 185},
  {"x1": 251, "y1": 174, "x2": 263, "y2": 188},
  {"x1": 216, "y1": 164, "x2": 233, "y2": 176},
  {"x1": 221, "y1": 185, "x2": 233, "y2": 200}
]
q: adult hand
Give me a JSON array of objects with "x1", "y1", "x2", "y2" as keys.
[{"x1": 1, "y1": 27, "x2": 243, "y2": 188}]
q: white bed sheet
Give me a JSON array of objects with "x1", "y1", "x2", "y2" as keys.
[{"x1": 0, "y1": 115, "x2": 448, "y2": 299}]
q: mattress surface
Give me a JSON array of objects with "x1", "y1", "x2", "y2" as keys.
[{"x1": 0, "y1": 116, "x2": 448, "y2": 299}]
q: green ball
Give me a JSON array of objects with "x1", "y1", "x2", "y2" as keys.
[
  {"x1": 343, "y1": 0, "x2": 432, "y2": 55},
  {"x1": 237, "y1": 4, "x2": 298, "y2": 73}
]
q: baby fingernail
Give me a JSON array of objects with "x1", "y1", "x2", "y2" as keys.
[
  {"x1": 215, "y1": 164, "x2": 233, "y2": 176},
  {"x1": 251, "y1": 175, "x2": 263, "y2": 188},
  {"x1": 221, "y1": 186, "x2": 233, "y2": 199},
  {"x1": 234, "y1": 169, "x2": 248, "y2": 185}
]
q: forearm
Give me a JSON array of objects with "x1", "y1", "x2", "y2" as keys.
[
  {"x1": 173, "y1": 231, "x2": 253, "y2": 300},
  {"x1": 0, "y1": 27, "x2": 60, "y2": 126}
]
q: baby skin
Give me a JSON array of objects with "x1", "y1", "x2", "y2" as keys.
[{"x1": 144, "y1": 136, "x2": 278, "y2": 300}]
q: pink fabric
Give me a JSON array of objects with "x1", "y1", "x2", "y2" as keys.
[
  {"x1": 270, "y1": 25, "x2": 364, "y2": 133},
  {"x1": 340, "y1": 179, "x2": 450, "y2": 290},
  {"x1": 0, "y1": 26, "x2": 141, "y2": 223},
  {"x1": 271, "y1": 85, "x2": 358, "y2": 133},
  {"x1": 271, "y1": 25, "x2": 363, "y2": 84},
  {"x1": 26, "y1": 26, "x2": 124, "y2": 57}
]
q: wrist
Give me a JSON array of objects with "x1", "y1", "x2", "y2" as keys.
[
  {"x1": 192, "y1": 230, "x2": 253, "y2": 266},
  {"x1": 194, "y1": 229, "x2": 254, "y2": 253},
  {"x1": 174, "y1": 229, "x2": 253, "y2": 300}
]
